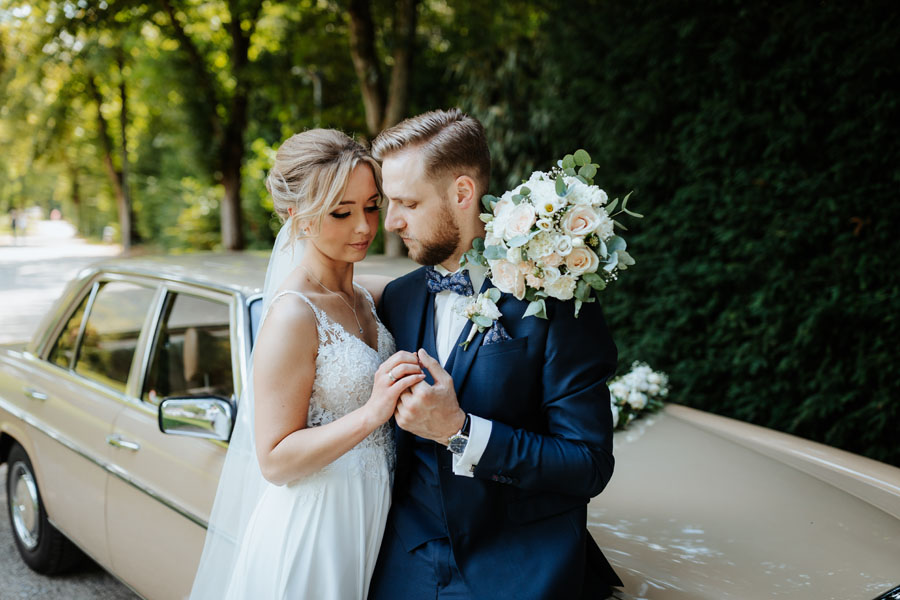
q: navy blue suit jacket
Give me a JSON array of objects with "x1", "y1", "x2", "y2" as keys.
[{"x1": 378, "y1": 266, "x2": 622, "y2": 599}]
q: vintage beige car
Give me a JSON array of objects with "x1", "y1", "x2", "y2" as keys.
[{"x1": 1, "y1": 254, "x2": 899, "y2": 599}]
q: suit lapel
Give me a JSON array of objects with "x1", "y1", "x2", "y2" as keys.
[{"x1": 447, "y1": 277, "x2": 494, "y2": 404}]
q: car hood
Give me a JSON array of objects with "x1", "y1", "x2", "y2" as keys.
[{"x1": 588, "y1": 404, "x2": 900, "y2": 600}]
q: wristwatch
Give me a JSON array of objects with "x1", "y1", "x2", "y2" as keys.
[{"x1": 447, "y1": 413, "x2": 472, "y2": 455}]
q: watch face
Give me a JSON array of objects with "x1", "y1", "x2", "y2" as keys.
[{"x1": 448, "y1": 436, "x2": 468, "y2": 455}]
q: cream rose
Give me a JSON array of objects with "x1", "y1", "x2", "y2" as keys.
[
  {"x1": 541, "y1": 265, "x2": 561, "y2": 285},
  {"x1": 563, "y1": 205, "x2": 601, "y2": 237},
  {"x1": 564, "y1": 247, "x2": 600, "y2": 276},
  {"x1": 541, "y1": 252, "x2": 563, "y2": 267},
  {"x1": 490, "y1": 260, "x2": 526, "y2": 300},
  {"x1": 555, "y1": 234, "x2": 574, "y2": 257},
  {"x1": 505, "y1": 203, "x2": 536, "y2": 238},
  {"x1": 544, "y1": 273, "x2": 577, "y2": 300}
]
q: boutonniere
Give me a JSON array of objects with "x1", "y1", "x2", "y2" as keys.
[{"x1": 455, "y1": 287, "x2": 503, "y2": 350}]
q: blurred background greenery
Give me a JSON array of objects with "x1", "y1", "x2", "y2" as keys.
[{"x1": 1, "y1": 0, "x2": 897, "y2": 465}]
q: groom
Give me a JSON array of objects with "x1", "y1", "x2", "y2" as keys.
[{"x1": 369, "y1": 109, "x2": 622, "y2": 599}]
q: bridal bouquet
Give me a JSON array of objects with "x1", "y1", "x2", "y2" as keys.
[
  {"x1": 463, "y1": 149, "x2": 642, "y2": 319},
  {"x1": 608, "y1": 362, "x2": 668, "y2": 430}
]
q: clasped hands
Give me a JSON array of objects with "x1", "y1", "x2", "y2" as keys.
[{"x1": 386, "y1": 349, "x2": 466, "y2": 446}]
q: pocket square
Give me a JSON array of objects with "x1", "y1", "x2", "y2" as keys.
[{"x1": 483, "y1": 321, "x2": 512, "y2": 346}]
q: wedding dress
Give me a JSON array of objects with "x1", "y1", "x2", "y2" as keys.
[
  {"x1": 223, "y1": 287, "x2": 396, "y2": 599},
  {"x1": 191, "y1": 218, "x2": 395, "y2": 600}
]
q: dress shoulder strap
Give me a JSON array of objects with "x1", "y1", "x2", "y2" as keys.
[{"x1": 267, "y1": 289, "x2": 342, "y2": 345}]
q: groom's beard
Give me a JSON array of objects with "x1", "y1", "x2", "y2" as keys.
[{"x1": 406, "y1": 199, "x2": 460, "y2": 266}]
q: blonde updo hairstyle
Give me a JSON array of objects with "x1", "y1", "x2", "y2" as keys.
[{"x1": 265, "y1": 129, "x2": 382, "y2": 241}]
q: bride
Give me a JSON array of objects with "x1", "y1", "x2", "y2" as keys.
[{"x1": 190, "y1": 129, "x2": 423, "y2": 599}]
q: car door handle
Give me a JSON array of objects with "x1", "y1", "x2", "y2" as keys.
[
  {"x1": 24, "y1": 388, "x2": 48, "y2": 401},
  {"x1": 106, "y1": 434, "x2": 141, "y2": 452}
]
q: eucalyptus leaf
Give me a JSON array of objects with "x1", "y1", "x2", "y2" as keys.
[
  {"x1": 575, "y1": 279, "x2": 591, "y2": 301},
  {"x1": 604, "y1": 252, "x2": 619, "y2": 272},
  {"x1": 623, "y1": 207, "x2": 644, "y2": 218},
  {"x1": 597, "y1": 238, "x2": 608, "y2": 257},
  {"x1": 518, "y1": 186, "x2": 531, "y2": 196},
  {"x1": 605, "y1": 198, "x2": 618, "y2": 214},
  {"x1": 575, "y1": 175, "x2": 588, "y2": 185},
  {"x1": 613, "y1": 220, "x2": 629, "y2": 231},
  {"x1": 618, "y1": 250, "x2": 635, "y2": 268},
  {"x1": 484, "y1": 245, "x2": 506, "y2": 260},
  {"x1": 578, "y1": 164, "x2": 597, "y2": 179},
  {"x1": 564, "y1": 167, "x2": 577, "y2": 177},
  {"x1": 574, "y1": 299, "x2": 583, "y2": 318},
  {"x1": 523, "y1": 299, "x2": 547, "y2": 319},
  {"x1": 472, "y1": 237, "x2": 485, "y2": 252},
  {"x1": 561, "y1": 154, "x2": 576, "y2": 170},
  {"x1": 482, "y1": 194, "x2": 498, "y2": 212},
  {"x1": 473, "y1": 315, "x2": 493, "y2": 328},
  {"x1": 485, "y1": 287, "x2": 501, "y2": 302},
  {"x1": 608, "y1": 236, "x2": 626, "y2": 253},
  {"x1": 574, "y1": 149, "x2": 591, "y2": 166},
  {"x1": 555, "y1": 177, "x2": 568, "y2": 197},
  {"x1": 621, "y1": 191, "x2": 632, "y2": 210},
  {"x1": 583, "y1": 272, "x2": 607, "y2": 291},
  {"x1": 479, "y1": 213, "x2": 493, "y2": 223},
  {"x1": 508, "y1": 234, "x2": 529, "y2": 248},
  {"x1": 512, "y1": 194, "x2": 523, "y2": 204}
]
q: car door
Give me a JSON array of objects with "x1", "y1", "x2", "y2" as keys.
[
  {"x1": 21, "y1": 276, "x2": 158, "y2": 571},
  {"x1": 104, "y1": 285, "x2": 239, "y2": 600}
]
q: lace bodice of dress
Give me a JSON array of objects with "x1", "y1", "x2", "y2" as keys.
[{"x1": 266, "y1": 285, "x2": 396, "y2": 468}]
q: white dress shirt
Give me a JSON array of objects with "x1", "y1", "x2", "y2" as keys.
[{"x1": 432, "y1": 263, "x2": 493, "y2": 477}]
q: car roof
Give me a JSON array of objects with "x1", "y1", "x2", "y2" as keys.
[{"x1": 85, "y1": 252, "x2": 270, "y2": 297}]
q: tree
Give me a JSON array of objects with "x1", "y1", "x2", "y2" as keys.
[
  {"x1": 345, "y1": 0, "x2": 419, "y2": 256},
  {"x1": 158, "y1": 0, "x2": 264, "y2": 250}
]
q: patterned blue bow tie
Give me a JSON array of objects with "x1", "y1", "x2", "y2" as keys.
[{"x1": 424, "y1": 266, "x2": 475, "y2": 296}]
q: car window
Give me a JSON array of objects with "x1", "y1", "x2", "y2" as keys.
[
  {"x1": 142, "y1": 292, "x2": 233, "y2": 405},
  {"x1": 48, "y1": 290, "x2": 91, "y2": 369},
  {"x1": 248, "y1": 296, "x2": 262, "y2": 348},
  {"x1": 74, "y1": 281, "x2": 157, "y2": 394}
]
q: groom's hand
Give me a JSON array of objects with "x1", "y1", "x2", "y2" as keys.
[{"x1": 394, "y1": 348, "x2": 466, "y2": 445}]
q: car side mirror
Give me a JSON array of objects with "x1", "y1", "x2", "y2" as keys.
[{"x1": 158, "y1": 396, "x2": 235, "y2": 442}]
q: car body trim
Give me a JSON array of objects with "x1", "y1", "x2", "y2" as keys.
[{"x1": 0, "y1": 396, "x2": 209, "y2": 530}]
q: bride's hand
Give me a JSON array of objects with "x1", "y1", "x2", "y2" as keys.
[{"x1": 365, "y1": 352, "x2": 424, "y2": 425}]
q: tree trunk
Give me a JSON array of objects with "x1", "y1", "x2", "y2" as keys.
[
  {"x1": 88, "y1": 75, "x2": 131, "y2": 250},
  {"x1": 382, "y1": 0, "x2": 418, "y2": 130},
  {"x1": 117, "y1": 52, "x2": 139, "y2": 246},
  {"x1": 347, "y1": 0, "x2": 386, "y2": 138}
]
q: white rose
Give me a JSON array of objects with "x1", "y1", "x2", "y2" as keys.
[
  {"x1": 648, "y1": 383, "x2": 660, "y2": 395},
  {"x1": 564, "y1": 247, "x2": 600, "y2": 276},
  {"x1": 555, "y1": 234, "x2": 574, "y2": 257},
  {"x1": 490, "y1": 260, "x2": 526, "y2": 300},
  {"x1": 506, "y1": 203, "x2": 536, "y2": 238},
  {"x1": 506, "y1": 246, "x2": 524, "y2": 264},
  {"x1": 628, "y1": 392, "x2": 648, "y2": 410},
  {"x1": 544, "y1": 273, "x2": 577, "y2": 300},
  {"x1": 563, "y1": 205, "x2": 601, "y2": 237},
  {"x1": 542, "y1": 265, "x2": 561, "y2": 285},
  {"x1": 572, "y1": 237, "x2": 584, "y2": 247},
  {"x1": 492, "y1": 196, "x2": 515, "y2": 239}
]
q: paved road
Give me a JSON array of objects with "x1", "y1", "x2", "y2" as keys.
[
  {"x1": 0, "y1": 220, "x2": 121, "y2": 344},
  {"x1": 1, "y1": 221, "x2": 136, "y2": 597}
]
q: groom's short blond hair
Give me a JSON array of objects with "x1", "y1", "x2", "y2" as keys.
[{"x1": 372, "y1": 108, "x2": 491, "y2": 196}]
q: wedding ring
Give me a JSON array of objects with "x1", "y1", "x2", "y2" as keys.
[{"x1": 388, "y1": 369, "x2": 397, "y2": 383}]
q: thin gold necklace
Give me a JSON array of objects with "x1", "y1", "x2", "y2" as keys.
[{"x1": 301, "y1": 266, "x2": 364, "y2": 335}]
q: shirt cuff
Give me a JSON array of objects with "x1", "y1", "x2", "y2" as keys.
[{"x1": 451, "y1": 415, "x2": 492, "y2": 477}]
